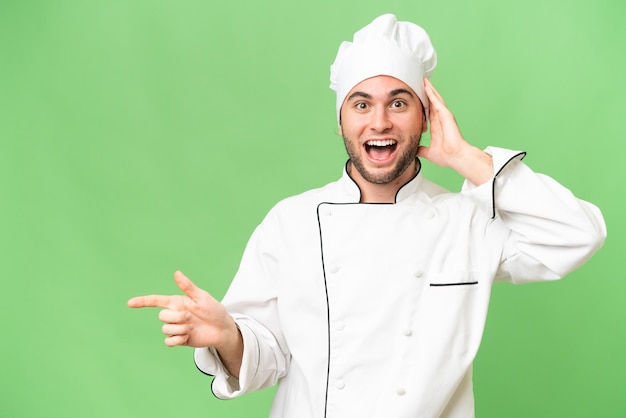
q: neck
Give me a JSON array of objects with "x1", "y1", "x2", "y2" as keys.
[{"x1": 348, "y1": 160, "x2": 419, "y2": 204}]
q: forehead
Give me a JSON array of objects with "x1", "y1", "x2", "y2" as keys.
[{"x1": 345, "y1": 75, "x2": 417, "y2": 99}]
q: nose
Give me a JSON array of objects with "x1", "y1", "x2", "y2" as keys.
[{"x1": 369, "y1": 106, "x2": 392, "y2": 132}]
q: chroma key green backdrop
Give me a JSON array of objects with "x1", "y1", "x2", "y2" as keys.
[{"x1": 1, "y1": 0, "x2": 624, "y2": 417}]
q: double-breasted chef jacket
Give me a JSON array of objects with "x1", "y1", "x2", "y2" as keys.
[{"x1": 194, "y1": 147, "x2": 606, "y2": 418}]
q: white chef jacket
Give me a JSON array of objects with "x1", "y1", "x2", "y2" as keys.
[{"x1": 194, "y1": 147, "x2": 606, "y2": 418}]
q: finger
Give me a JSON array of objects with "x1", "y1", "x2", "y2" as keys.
[
  {"x1": 173, "y1": 271, "x2": 207, "y2": 302},
  {"x1": 127, "y1": 295, "x2": 172, "y2": 309},
  {"x1": 162, "y1": 323, "x2": 193, "y2": 336},
  {"x1": 424, "y1": 78, "x2": 444, "y2": 101},
  {"x1": 158, "y1": 309, "x2": 192, "y2": 323},
  {"x1": 164, "y1": 334, "x2": 189, "y2": 347},
  {"x1": 427, "y1": 104, "x2": 441, "y2": 130},
  {"x1": 425, "y1": 89, "x2": 455, "y2": 127},
  {"x1": 424, "y1": 79, "x2": 447, "y2": 110}
]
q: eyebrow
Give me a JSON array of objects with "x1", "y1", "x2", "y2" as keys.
[
  {"x1": 346, "y1": 91, "x2": 372, "y2": 101},
  {"x1": 390, "y1": 88, "x2": 414, "y2": 97},
  {"x1": 346, "y1": 88, "x2": 414, "y2": 102}
]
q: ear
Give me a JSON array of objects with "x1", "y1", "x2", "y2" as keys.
[
  {"x1": 421, "y1": 113, "x2": 428, "y2": 133},
  {"x1": 338, "y1": 122, "x2": 343, "y2": 137}
]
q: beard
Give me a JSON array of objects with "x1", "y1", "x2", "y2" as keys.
[{"x1": 342, "y1": 133, "x2": 422, "y2": 184}]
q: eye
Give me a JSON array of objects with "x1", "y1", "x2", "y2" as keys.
[
  {"x1": 355, "y1": 101, "x2": 369, "y2": 111},
  {"x1": 390, "y1": 99, "x2": 406, "y2": 109}
]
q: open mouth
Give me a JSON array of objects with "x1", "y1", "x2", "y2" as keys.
[{"x1": 365, "y1": 139, "x2": 398, "y2": 162}]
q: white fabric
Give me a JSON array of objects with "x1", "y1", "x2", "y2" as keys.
[
  {"x1": 194, "y1": 147, "x2": 606, "y2": 418},
  {"x1": 330, "y1": 14, "x2": 437, "y2": 121}
]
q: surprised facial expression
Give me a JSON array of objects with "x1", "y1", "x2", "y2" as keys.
[{"x1": 339, "y1": 75, "x2": 427, "y2": 186}]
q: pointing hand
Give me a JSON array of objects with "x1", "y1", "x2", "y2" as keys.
[{"x1": 128, "y1": 271, "x2": 238, "y2": 350}]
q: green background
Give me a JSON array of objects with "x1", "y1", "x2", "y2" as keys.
[{"x1": 1, "y1": 0, "x2": 623, "y2": 417}]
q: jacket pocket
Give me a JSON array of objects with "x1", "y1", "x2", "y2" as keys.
[{"x1": 428, "y1": 271, "x2": 480, "y2": 287}]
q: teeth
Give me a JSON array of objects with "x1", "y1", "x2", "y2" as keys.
[{"x1": 366, "y1": 139, "x2": 396, "y2": 147}]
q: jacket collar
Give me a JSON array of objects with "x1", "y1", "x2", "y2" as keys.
[{"x1": 339, "y1": 159, "x2": 424, "y2": 204}]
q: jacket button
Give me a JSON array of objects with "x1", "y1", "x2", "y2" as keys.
[
  {"x1": 396, "y1": 388, "x2": 406, "y2": 396},
  {"x1": 403, "y1": 328, "x2": 412, "y2": 336},
  {"x1": 414, "y1": 270, "x2": 423, "y2": 278},
  {"x1": 335, "y1": 322, "x2": 345, "y2": 331},
  {"x1": 336, "y1": 380, "x2": 345, "y2": 390}
]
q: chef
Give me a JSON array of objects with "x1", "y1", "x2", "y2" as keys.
[{"x1": 128, "y1": 14, "x2": 606, "y2": 418}]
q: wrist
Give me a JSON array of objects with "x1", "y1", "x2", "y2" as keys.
[
  {"x1": 452, "y1": 145, "x2": 493, "y2": 186},
  {"x1": 215, "y1": 316, "x2": 244, "y2": 378},
  {"x1": 217, "y1": 316, "x2": 242, "y2": 352}
]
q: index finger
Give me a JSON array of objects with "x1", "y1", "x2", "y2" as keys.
[
  {"x1": 127, "y1": 295, "x2": 173, "y2": 309},
  {"x1": 424, "y1": 78, "x2": 446, "y2": 108}
]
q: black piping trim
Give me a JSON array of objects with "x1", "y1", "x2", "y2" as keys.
[
  {"x1": 395, "y1": 158, "x2": 422, "y2": 203},
  {"x1": 343, "y1": 160, "x2": 363, "y2": 200},
  {"x1": 316, "y1": 203, "x2": 331, "y2": 418},
  {"x1": 429, "y1": 281, "x2": 478, "y2": 287},
  {"x1": 193, "y1": 350, "x2": 223, "y2": 399},
  {"x1": 490, "y1": 152, "x2": 526, "y2": 219},
  {"x1": 194, "y1": 355, "x2": 215, "y2": 376}
]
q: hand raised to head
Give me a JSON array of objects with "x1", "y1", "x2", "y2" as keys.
[
  {"x1": 417, "y1": 78, "x2": 469, "y2": 168},
  {"x1": 418, "y1": 78, "x2": 493, "y2": 185}
]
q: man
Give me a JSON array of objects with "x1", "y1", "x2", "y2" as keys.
[{"x1": 128, "y1": 14, "x2": 606, "y2": 418}]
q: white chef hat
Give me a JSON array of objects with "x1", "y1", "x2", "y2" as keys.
[{"x1": 329, "y1": 14, "x2": 437, "y2": 122}]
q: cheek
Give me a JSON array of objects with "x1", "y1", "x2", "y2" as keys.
[
  {"x1": 414, "y1": 114, "x2": 427, "y2": 133},
  {"x1": 339, "y1": 116, "x2": 368, "y2": 137}
]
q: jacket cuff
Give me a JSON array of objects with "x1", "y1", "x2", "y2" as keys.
[
  {"x1": 461, "y1": 146, "x2": 526, "y2": 219},
  {"x1": 193, "y1": 318, "x2": 260, "y2": 399}
]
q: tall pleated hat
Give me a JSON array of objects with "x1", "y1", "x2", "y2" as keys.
[{"x1": 329, "y1": 14, "x2": 437, "y2": 122}]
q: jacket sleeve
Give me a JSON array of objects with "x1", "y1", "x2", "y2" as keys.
[
  {"x1": 461, "y1": 147, "x2": 606, "y2": 284},
  {"x1": 194, "y1": 210, "x2": 290, "y2": 398}
]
